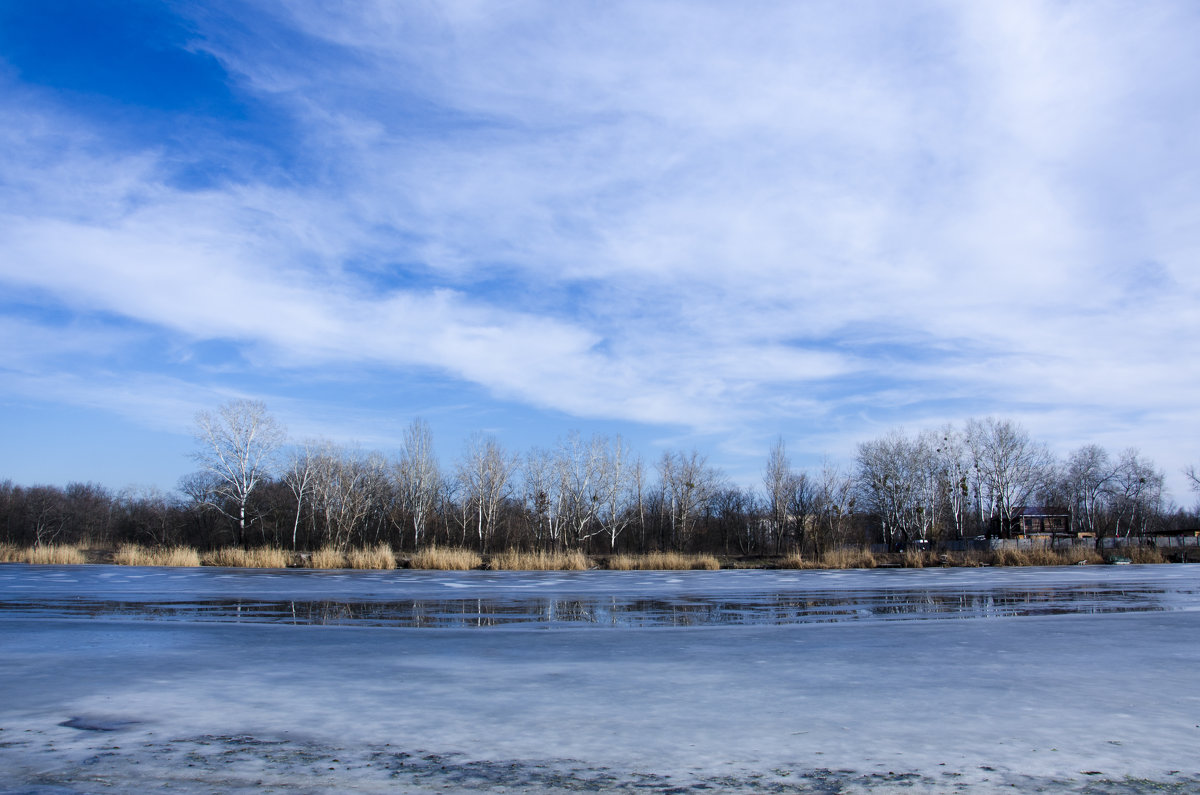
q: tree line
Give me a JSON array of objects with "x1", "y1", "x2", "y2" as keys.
[{"x1": 2, "y1": 401, "x2": 1196, "y2": 554}]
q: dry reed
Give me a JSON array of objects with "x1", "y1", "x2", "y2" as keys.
[
  {"x1": 1125, "y1": 546, "x2": 1165, "y2": 564},
  {"x1": 347, "y1": 543, "x2": 396, "y2": 570},
  {"x1": 202, "y1": 546, "x2": 290, "y2": 568},
  {"x1": 0, "y1": 543, "x2": 20, "y2": 563},
  {"x1": 113, "y1": 543, "x2": 201, "y2": 567},
  {"x1": 939, "y1": 551, "x2": 986, "y2": 567},
  {"x1": 1075, "y1": 549, "x2": 1106, "y2": 565},
  {"x1": 989, "y1": 547, "x2": 1024, "y2": 567},
  {"x1": 487, "y1": 549, "x2": 589, "y2": 571},
  {"x1": 983, "y1": 546, "x2": 1107, "y2": 567},
  {"x1": 902, "y1": 548, "x2": 934, "y2": 568},
  {"x1": 112, "y1": 543, "x2": 154, "y2": 566},
  {"x1": 309, "y1": 546, "x2": 347, "y2": 569},
  {"x1": 606, "y1": 552, "x2": 720, "y2": 570},
  {"x1": 605, "y1": 554, "x2": 637, "y2": 570},
  {"x1": 408, "y1": 546, "x2": 482, "y2": 570},
  {"x1": 780, "y1": 552, "x2": 809, "y2": 569},
  {"x1": 817, "y1": 547, "x2": 876, "y2": 569},
  {"x1": 1028, "y1": 547, "x2": 1069, "y2": 566},
  {"x1": 23, "y1": 544, "x2": 88, "y2": 565}
]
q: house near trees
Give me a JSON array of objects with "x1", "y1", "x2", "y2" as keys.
[{"x1": 1012, "y1": 506, "x2": 1072, "y2": 538}]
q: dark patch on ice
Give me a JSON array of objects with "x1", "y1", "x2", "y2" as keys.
[
  {"x1": 7, "y1": 731, "x2": 1200, "y2": 793},
  {"x1": 59, "y1": 716, "x2": 140, "y2": 732}
]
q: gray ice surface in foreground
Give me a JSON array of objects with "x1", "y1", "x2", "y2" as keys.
[{"x1": 2, "y1": 564, "x2": 1199, "y2": 793}]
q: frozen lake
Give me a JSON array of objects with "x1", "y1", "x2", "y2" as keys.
[
  {"x1": 2, "y1": 564, "x2": 1199, "y2": 793},
  {"x1": 3, "y1": 563, "x2": 1197, "y2": 628}
]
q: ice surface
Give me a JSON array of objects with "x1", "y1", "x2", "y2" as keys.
[
  {"x1": 1, "y1": 564, "x2": 1199, "y2": 793},
  {"x1": 2, "y1": 564, "x2": 1197, "y2": 628}
]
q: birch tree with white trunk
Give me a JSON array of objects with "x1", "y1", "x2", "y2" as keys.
[
  {"x1": 395, "y1": 419, "x2": 440, "y2": 550},
  {"x1": 456, "y1": 434, "x2": 516, "y2": 552},
  {"x1": 934, "y1": 425, "x2": 971, "y2": 540},
  {"x1": 523, "y1": 446, "x2": 566, "y2": 549},
  {"x1": 1108, "y1": 449, "x2": 1164, "y2": 538},
  {"x1": 594, "y1": 435, "x2": 635, "y2": 552},
  {"x1": 191, "y1": 399, "x2": 285, "y2": 546},
  {"x1": 283, "y1": 439, "x2": 318, "y2": 550},
  {"x1": 763, "y1": 437, "x2": 793, "y2": 554},
  {"x1": 558, "y1": 431, "x2": 605, "y2": 547}
]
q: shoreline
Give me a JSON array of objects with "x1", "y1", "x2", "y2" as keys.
[{"x1": 1, "y1": 541, "x2": 1188, "y2": 570}]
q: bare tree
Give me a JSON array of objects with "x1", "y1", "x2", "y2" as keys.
[
  {"x1": 27, "y1": 486, "x2": 67, "y2": 547},
  {"x1": 657, "y1": 450, "x2": 722, "y2": 550},
  {"x1": 913, "y1": 430, "x2": 943, "y2": 542},
  {"x1": 118, "y1": 486, "x2": 178, "y2": 547},
  {"x1": 712, "y1": 486, "x2": 755, "y2": 555},
  {"x1": 395, "y1": 419, "x2": 440, "y2": 550},
  {"x1": 934, "y1": 425, "x2": 972, "y2": 540},
  {"x1": 967, "y1": 418, "x2": 1053, "y2": 538},
  {"x1": 522, "y1": 446, "x2": 565, "y2": 549},
  {"x1": 1064, "y1": 444, "x2": 1112, "y2": 538},
  {"x1": 456, "y1": 434, "x2": 516, "y2": 552},
  {"x1": 786, "y1": 471, "x2": 815, "y2": 555},
  {"x1": 283, "y1": 440, "x2": 318, "y2": 550},
  {"x1": 813, "y1": 459, "x2": 855, "y2": 553},
  {"x1": 307, "y1": 443, "x2": 390, "y2": 550},
  {"x1": 444, "y1": 474, "x2": 471, "y2": 547},
  {"x1": 856, "y1": 430, "x2": 937, "y2": 550},
  {"x1": 177, "y1": 470, "x2": 222, "y2": 541},
  {"x1": 557, "y1": 432, "x2": 606, "y2": 547},
  {"x1": 191, "y1": 399, "x2": 285, "y2": 545},
  {"x1": 63, "y1": 482, "x2": 115, "y2": 545},
  {"x1": 631, "y1": 456, "x2": 648, "y2": 552},
  {"x1": 763, "y1": 437, "x2": 792, "y2": 554},
  {"x1": 594, "y1": 435, "x2": 635, "y2": 552},
  {"x1": 1108, "y1": 449, "x2": 1164, "y2": 538}
]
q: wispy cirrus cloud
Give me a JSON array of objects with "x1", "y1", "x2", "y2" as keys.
[{"x1": 1, "y1": 1, "x2": 1198, "y2": 492}]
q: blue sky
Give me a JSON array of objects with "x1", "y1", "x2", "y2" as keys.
[{"x1": 1, "y1": 1, "x2": 1198, "y2": 498}]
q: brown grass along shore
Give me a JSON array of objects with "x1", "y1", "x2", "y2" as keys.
[{"x1": 0, "y1": 542, "x2": 1175, "y2": 570}]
